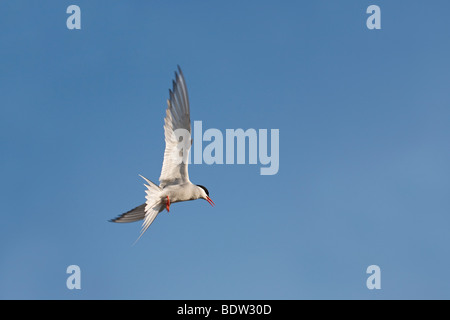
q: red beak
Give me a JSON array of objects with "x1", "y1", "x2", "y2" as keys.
[{"x1": 206, "y1": 196, "x2": 215, "y2": 207}]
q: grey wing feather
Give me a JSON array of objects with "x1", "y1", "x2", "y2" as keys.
[
  {"x1": 159, "y1": 66, "x2": 192, "y2": 188},
  {"x1": 110, "y1": 204, "x2": 146, "y2": 223}
]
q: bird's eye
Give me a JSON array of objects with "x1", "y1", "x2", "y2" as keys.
[{"x1": 197, "y1": 185, "x2": 209, "y2": 197}]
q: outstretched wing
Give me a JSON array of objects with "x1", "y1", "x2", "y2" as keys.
[
  {"x1": 109, "y1": 204, "x2": 146, "y2": 223},
  {"x1": 159, "y1": 66, "x2": 192, "y2": 188}
]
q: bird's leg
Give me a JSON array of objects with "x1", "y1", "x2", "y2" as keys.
[{"x1": 166, "y1": 196, "x2": 170, "y2": 212}]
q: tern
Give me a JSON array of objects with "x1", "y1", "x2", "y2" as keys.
[{"x1": 110, "y1": 66, "x2": 214, "y2": 241}]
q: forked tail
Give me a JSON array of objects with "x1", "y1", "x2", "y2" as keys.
[
  {"x1": 110, "y1": 175, "x2": 165, "y2": 244},
  {"x1": 133, "y1": 175, "x2": 165, "y2": 244}
]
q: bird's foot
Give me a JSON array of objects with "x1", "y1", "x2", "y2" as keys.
[{"x1": 166, "y1": 196, "x2": 170, "y2": 212}]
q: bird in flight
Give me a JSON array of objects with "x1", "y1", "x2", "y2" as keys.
[{"x1": 110, "y1": 66, "x2": 214, "y2": 241}]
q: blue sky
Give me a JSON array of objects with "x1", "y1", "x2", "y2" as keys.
[{"x1": 1, "y1": 1, "x2": 450, "y2": 299}]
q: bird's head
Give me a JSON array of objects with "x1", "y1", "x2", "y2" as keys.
[{"x1": 196, "y1": 185, "x2": 215, "y2": 207}]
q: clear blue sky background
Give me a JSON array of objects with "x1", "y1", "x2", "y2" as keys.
[{"x1": 1, "y1": 1, "x2": 450, "y2": 299}]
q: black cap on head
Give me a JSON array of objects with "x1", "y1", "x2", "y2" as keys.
[{"x1": 196, "y1": 185, "x2": 209, "y2": 197}]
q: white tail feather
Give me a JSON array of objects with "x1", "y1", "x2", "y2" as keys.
[{"x1": 133, "y1": 175, "x2": 165, "y2": 244}]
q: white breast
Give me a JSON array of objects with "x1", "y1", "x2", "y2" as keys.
[{"x1": 162, "y1": 183, "x2": 200, "y2": 203}]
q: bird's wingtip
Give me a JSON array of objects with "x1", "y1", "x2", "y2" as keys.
[{"x1": 177, "y1": 65, "x2": 184, "y2": 77}]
